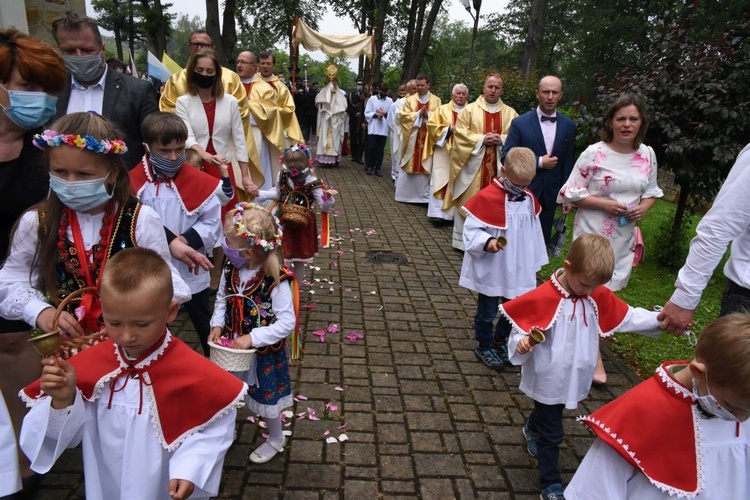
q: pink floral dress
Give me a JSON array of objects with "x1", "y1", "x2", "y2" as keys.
[{"x1": 558, "y1": 142, "x2": 663, "y2": 290}]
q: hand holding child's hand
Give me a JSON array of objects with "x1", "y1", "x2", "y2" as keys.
[
  {"x1": 516, "y1": 337, "x2": 534, "y2": 355},
  {"x1": 40, "y1": 357, "x2": 77, "y2": 409},
  {"x1": 208, "y1": 327, "x2": 222, "y2": 343},
  {"x1": 232, "y1": 335, "x2": 253, "y2": 350},
  {"x1": 486, "y1": 238, "x2": 503, "y2": 253},
  {"x1": 168, "y1": 478, "x2": 195, "y2": 500}
]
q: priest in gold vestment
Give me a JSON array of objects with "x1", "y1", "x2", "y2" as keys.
[
  {"x1": 426, "y1": 83, "x2": 468, "y2": 222},
  {"x1": 396, "y1": 75, "x2": 442, "y2": 204},
  {"x1": 446, "y1": 74, "x2": 518, "y2": 250}
]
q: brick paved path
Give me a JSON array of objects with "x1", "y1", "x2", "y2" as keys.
[{"x1": 23, "y1": 157, "x2": 642, "y2": 500}]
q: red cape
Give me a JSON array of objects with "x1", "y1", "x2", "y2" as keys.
[
  {"x1": 462, "y1": 177, "x2": 541, "y2": 229},
  {"x1": 21, "y1": 333, "x2": 247, "y2": 451},
  {"x1": 500, "y1": 272, "x2": 630, "y2": 336},
  {"x1": 130, "y1": 156, "x2": 221, "y2": 216},
  {"x1": 579, "y1": 361, "x2": 702, "y2": 496}
]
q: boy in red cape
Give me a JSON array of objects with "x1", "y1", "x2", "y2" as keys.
[
  {"x1": 566, "y1": 313, "x2": 750, "y2": 499},
  {"x1": 19, "y1": 248, "x2": 247, "y2": 500},
  {"x1": 500, "y1": 234, "x2": 665, "y2": 500}
]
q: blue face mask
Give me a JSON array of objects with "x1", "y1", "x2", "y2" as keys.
[
  {"x1": 0, "y1": 84, "x2": 58, "y2": 130},
  {"x1": 49, "y1": 173, "x2": 113, "y2": 212},
  {"x1": 221, "y1": 237, "x2": 248, "y2": 268}
]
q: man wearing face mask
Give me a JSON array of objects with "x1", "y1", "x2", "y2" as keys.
[
  {"x1": 363, "y1": 82, "x2": 393, "y2": 176},
  {"x1": 567, "y1": 313, "x2": 750, "y2": 499},
  {"x1": 51, "y1": 12, "x2": 158, "y2": 170}
]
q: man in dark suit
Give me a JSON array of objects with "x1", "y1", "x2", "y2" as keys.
[
  {"x1": 346, "y1": 79, "x2": 365, "y2": 164},
  {"x1": 51, "y1": 12, "x2": 158, "y2": 170},
  {"x1": 502, "y1": 76, "x2": 576, "y2": 246}
]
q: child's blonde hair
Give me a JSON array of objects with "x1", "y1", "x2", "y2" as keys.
[
  {"x1": 100, "y1": 247, "x2": 173, "y2": 305},
  {"x1": 284, "y1": 147, "x2": 309, "y2": 166},
  {"x1": 224, "y1": 205, "x2": 282, "y2": 285},
  {"x1": 695, "y1": 313, "x2": 750, "y2": 401},
  {"x1": 504, "y1": 147, "x2": 537, "y2": 185},
  {"x1": 184, "y1": 148, "x2": 202, "y2": 169},
  {"x1": 565, "y1": 233, "x2": 615, "y2": 285}
]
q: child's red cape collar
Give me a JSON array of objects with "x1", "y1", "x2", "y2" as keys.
[
  {"x1": 462, "y1": 177, "x2": 541, "y2": 229},
  {"x1": 21, "y1": 333, "x2": 247, "y2": 451}
]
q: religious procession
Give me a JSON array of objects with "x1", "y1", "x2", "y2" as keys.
[{"x1": 1, "y1": 1, "x2": 750, "y2": 499}]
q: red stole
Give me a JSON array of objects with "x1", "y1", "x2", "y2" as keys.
[
  {"x1": 130, "y1": 157, "x2": 221, "y2": 216},
  {"x1": 243, "y1": 81, "x2": 254, "y2": 96},
  {"x1": 481, "y1": 111, "x2": 502, "y2": 188},
  {"x1": 462, "y1": 177, "x2": 540, "y2": 229},
  {"x1": 500, "y1": 273, "x2": 630, "y2": 335},
  {"x1": 579, "y1": 362, "x2": 702, "y2": 496},
  {"x1": 22, "y1": 333, "x2": 247, "y2": 451},
  {"x1": 412, "y1": 101, "x2": 431, "y2": 174}
]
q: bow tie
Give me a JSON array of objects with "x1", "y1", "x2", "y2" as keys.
[{"x1": 541, "y1": 115, "x2": 557, "y2": 123}]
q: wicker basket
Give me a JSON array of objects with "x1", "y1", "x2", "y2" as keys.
[
  {"x1": 209, "y1": 342, "x2": 257, "y2": 372},
  {"x1": 28, "y1": 287, "x2": 109, "y2": 360},
  {"x1": 280, "y1": 191, "x2": 313, "y2": 229}
]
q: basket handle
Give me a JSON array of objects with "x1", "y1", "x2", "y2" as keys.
[
  {"x1": 283, "y1": 190, "x2": 311, "y2": 207},
  {"x1": 52, "y1": 286, "x2": 97, "y2": 330}
]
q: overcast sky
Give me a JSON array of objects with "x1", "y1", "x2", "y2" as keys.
[{"x1": 85, "y1": 0, "x2": 509, "y2": 61}]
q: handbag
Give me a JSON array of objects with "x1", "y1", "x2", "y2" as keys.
[{"x1": 632, "y1": 226, "x2": 645, "y2": 267}]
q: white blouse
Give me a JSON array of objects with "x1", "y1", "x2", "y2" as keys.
[{"x1": 0, "y1": 205, "x2": 190, "y2": 328}]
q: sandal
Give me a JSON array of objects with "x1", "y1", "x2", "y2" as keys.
[{"x1": 248, "y1": 436, "x2": 286, "y2": 464}]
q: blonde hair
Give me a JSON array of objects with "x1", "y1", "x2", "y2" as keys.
[
  {"x1": 224, "y1": 206, "x2": 281, "y2": 285},
  {"x1": 566, "y1": 234, "x2": 615, "y2": 285},
  {"x1": 504, "y1": 147, "x2": 537, "y2": 185},
  {"x1": 695, "y1": 313, "x2": 750, "y2": 401},
  {"x1": 100, "y1": 247, "x2": 173, "y2": 305},
  {"x1": 184, "y1": 148, "x2": 202, "y2": 169}
]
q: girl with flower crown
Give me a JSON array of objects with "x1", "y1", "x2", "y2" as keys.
[
  {"x1": 0, "y1": 112, "x2": 190, "y2": 341},
  {"x1": 208, "y1": 202, "x2": 298, "y2": 465},
  {"x1": 255, "y1": 144, "x2": 337, "y2": 282}
]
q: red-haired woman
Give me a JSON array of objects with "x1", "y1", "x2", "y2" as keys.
[{"x1": 0, "y1": 28, "x2": 67, "y2": 495}]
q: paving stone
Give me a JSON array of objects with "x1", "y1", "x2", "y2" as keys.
[{"x1": 36, "y1": 156, "x2": 646, "y2": 499}]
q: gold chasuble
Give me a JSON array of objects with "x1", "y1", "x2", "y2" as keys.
[
  {"x1": 399, "y1": 92, "x2": 442, "y2": 174},
  {"x1": 257, "y1": 74, "x2": 305, "y2": 145},
  {"x1": 243, "y1": 79, "x2": 287, "y2": 187},
  {"x1": 447, "y1": 96, "x2": 518, "y2": 210},
  {"x1": 159, "y1": 68, "x2": 262, "y2": 190},
  {"x1": 427, "y1": 102, "x2": 461, "y2": 200}
]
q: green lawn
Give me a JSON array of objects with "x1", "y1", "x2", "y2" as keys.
[{"x1": 540, "y1": 200, "x2": 728, "y2": 379}]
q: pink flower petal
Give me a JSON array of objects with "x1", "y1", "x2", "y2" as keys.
[
  {"x1": 326, "y1": 323, "x2": 338, "y2": 333},
  {"x1": 302, "y1": 303, "x2": 316, "y2": 310},
  {"x1": 337, "y1": 423, "x2": 347, "y2": 430},
  {"x1": 246, "y1": 416, "x2": 255, "y2": 423},
  {"x1": 334, "y1": 386, "x2": 344, "y2": 392},
  {"x1": 297, "y1": 395, "x2": 308, "y2": 400},
  {"x1": 262, "y1": 433, "x2": 269, "y2": 439},
  {"x1": 324, "y1": 430, "x2": 331, "y2": 436},
  {"x1": 325, "y1": 403, "x2": 338, "y2": 412},
  {"x1": 333, "y1": 262, "x2": 338, "y2": 268},
  {"x1": 284, "y1": 422, "x2": 292, "y2": 428},
  {"x1": 308, "y1": 415, "x2": 320, "y2": 421},
  {"x1": 307, "y1": 407, "x2": 316, "y2": 415}
]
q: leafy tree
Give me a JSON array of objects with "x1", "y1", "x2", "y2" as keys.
[
  {"x1": 581, "y1": 5, "x2": 750, "y2": 244},
  {"x1": 166, "y1": 14, "x2": 205, "y2": 66}
]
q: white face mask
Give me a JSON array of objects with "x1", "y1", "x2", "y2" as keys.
[{"x1": 693, "y1": 372, "x2": 749, "y2": 422}]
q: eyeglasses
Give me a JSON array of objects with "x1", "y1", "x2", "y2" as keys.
[{"x1": 190, "y1": 42, "x2": 213, "y2": 49}]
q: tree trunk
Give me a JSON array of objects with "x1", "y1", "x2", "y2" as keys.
[
  {"x1": 372, "y1": 0, "x2": 388, "y2": 82},
  {"x1": 671, "y1": 181, "x2": 691, "y2": 245},
  {"x1": 221, "y1": 0, "x2": 238, "y2": 63},
  {"x1": 401, "y1": 0, "x2": 420, "y2": 78},
  {"x1": 127, "y1": 1, "x2": 135, "y2": 61},
  {"x1": 205, "y1": 0, "x2": 223, "y2": 61},
  {"x1": 405, "y1": 0, "x2": 443, "y2": 79},
  {"x1": 520, "y1": 0, "x2": 547, "y2": 78}
]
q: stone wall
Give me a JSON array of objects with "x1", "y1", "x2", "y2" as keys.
[{"x1": 25, "y1": 0, "x2": 85, "y2": 46}]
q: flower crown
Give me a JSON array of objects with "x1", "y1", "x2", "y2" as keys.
[
  {"x1": 32, "y1": 130, "x2": 128, "y2": 155},
  {"x1": 232, "y1": 202, "x2": 282, "y2": 251},
  {"x1": 279, "y1": 143, "x2": 314, "y2": 168}
]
